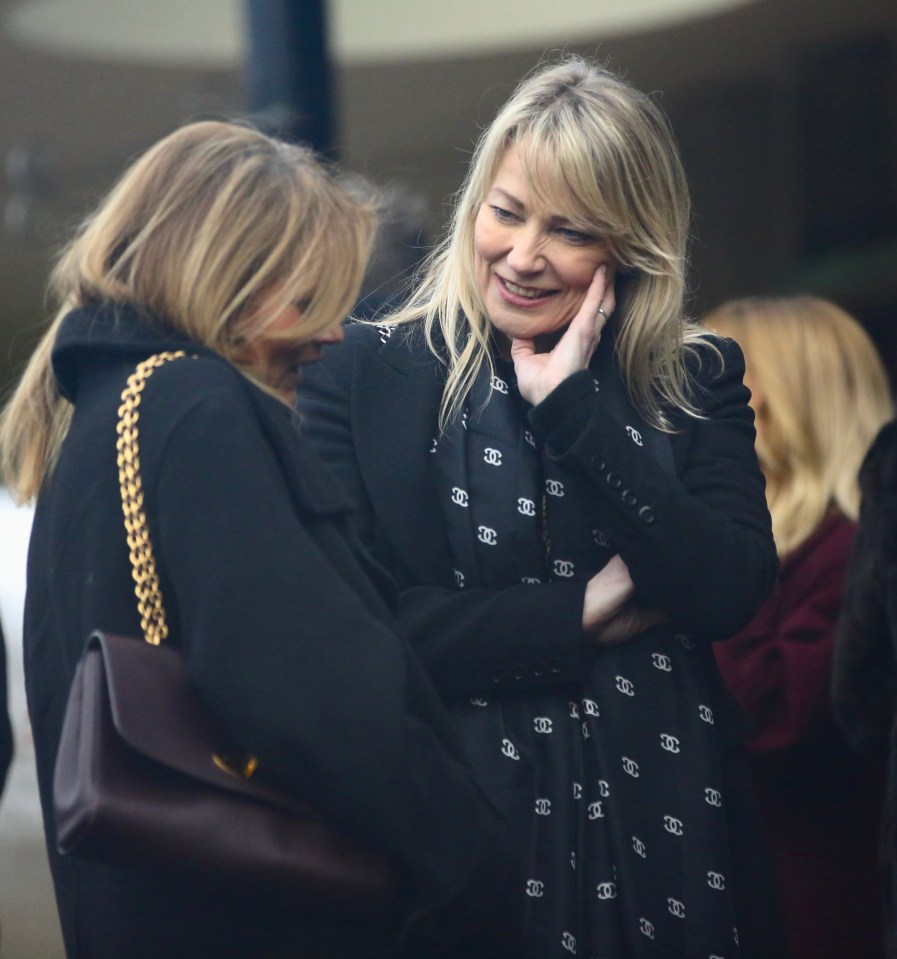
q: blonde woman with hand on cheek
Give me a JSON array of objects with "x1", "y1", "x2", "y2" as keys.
[{"x1": 300, "y1": 58, "x2": 784, "y2": 959}]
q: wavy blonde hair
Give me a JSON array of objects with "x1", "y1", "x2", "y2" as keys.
[
  {"x1": 0, "y1": 120, "x2": 375, "y2": 503},
  {"x1": 385, "y1": 56, "x2": 713, "y2": 428},
  {"x1": 706, "y1": 296, "x2": 894, "y2": 556}
]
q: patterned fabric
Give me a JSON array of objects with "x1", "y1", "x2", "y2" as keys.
[{"x1": 432, "y1": 355, "x2": 744, "y2": 959}]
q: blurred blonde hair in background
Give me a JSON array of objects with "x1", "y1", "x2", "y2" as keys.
[{"x1": 706, "y1": 295, "x2": 894, "y2": 556}]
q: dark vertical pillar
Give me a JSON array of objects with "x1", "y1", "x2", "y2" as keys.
[{"x1": 244, "y1": 0, "x2": 335, "y2": 155}]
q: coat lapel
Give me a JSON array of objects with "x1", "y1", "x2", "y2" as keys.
[{"x1": 350, "y1": 331, "x2": 455, "y2": 587}]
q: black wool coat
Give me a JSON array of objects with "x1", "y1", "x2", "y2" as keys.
[
  {"x1": 298, "y1": 321, "x2": 786, "y2": 957},
  {"x1": 298, "y1": 322, "x2": 777, "y2": 702},
  {"x1": 24, "y1": 303, "x2": 524, "y2": 959}
]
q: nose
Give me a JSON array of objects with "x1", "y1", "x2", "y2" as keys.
[
  {"x1": 505, "y1": 226, "x2": 544, "y2": 275},
  {"x1": 316, "y1": 322, "x2": 345, "y2": 345}
]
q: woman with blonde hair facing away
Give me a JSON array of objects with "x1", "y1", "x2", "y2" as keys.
[
  {"x1": 709, "y1": 295, "x2": 893, "y2": 959},
  {"x1": 300, "y1": 57, "x2": 785, "y2": 957},
  {"x1": 0, "y1": 121, "x2": 525, "y2": 959}
]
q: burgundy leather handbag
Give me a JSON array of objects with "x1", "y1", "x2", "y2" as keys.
[{"x1": 52, "y1": 352, "x2": 399, "y2": 914}]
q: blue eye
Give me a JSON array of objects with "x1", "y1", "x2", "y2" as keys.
[
  {"x1": 489, "y1": 205, "x2": 517, "y2": 222},
  {"x1": 557, "y1": 227, "x2": 594, "y2": 244}
]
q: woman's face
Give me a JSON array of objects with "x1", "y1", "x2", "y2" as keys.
[
  {"x1": 474, "y1": 144, "x2": 614, "y2": 343},
  {"x1": 241, "y1": 298, "x2": 343, "y2": 403}
]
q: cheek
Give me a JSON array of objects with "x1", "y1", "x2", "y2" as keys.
[
  {"x1": 473, "y1": 209, "x2": 502, "y2": 266},
  {"x1": 559, "y1": 252, "x2": 607, "y2": 296}
]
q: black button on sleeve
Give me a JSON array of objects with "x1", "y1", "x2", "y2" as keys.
[
  {"x1": 622, "y1": 490, "x2": 637, "y2": 506},
  {"x1": 606, "y1": 473, "x2": 622, "y2": 490},
  {"x1": 638, "y1": 505, "x2": 655, "y2": 524}
]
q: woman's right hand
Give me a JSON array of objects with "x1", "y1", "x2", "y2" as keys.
[
  {"x1": 581, "y1": 554, "x2": 635, "y2": 634},
  {"x1": 590, "y1": 603, "x2": 670, "y2": 647}
]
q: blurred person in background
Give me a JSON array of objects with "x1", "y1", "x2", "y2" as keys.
[
  {"x1": 833, "y1": 416, "x2": 897, "y2": 959},
  {"x1": 0, "y1": 120, "x2": 523, "y2": 959},
  {"x1": 709, "y1": 295, "x2": 893, "y2": 959},
  {"x1": 300, "y1": 57, "x2": 784, "y2": 958},
  {"x1": 0, "y1": 619, "x2": 12, "y2": 801},
  {"x1": 352, "y1": 182, "x2": 431, "y2": 320}
]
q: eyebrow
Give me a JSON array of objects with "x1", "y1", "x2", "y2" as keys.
[{"x1": 488, "y1": 186, "x2": 524, "y2": 210}]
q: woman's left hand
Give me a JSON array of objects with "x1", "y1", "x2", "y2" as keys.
[{"x1": 511, "y1": 264, "x2": 615, "y2": 406}]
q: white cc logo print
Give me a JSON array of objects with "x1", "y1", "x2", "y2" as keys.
[
  {"x1": 625, "y1": 425, "x2": 643, "y2": 446},
  {"x1": 582, "y1": 698, "x2": 600, "y2": 716},
  {"x1": 588, "y1": 801, "x2": 604, "y2": 820},
  {"x1": 632, "y1": 836, "x2": 647, "y2": 858},
  {"x1": 561, "y1": 932, "x2": 577, "y2": 953},
  {"x1": 660, "y1": 733, "x2": 681, "y2": 753},
  {"x1": 526, "y1": 880, "x2": 544, "y2": 898},
  {"x1": 615, "y1": 675, "x2": 635, "y2": 696},
  {"x1": 545, "y1": 478, "x2": 565, "y2": 497},
  {"x1": 533, "y1": 717, "x2": 553, "y2": 734},
  {"x1": 667, "y1": 898, "x2": 686, "y2": 919},
  {"x1": 490, "y1": 375, "x2": 509, "y2": 394},
  {"x1": 663, "y1": 815, "x2": 684, "y2": 836},
  {"x1": 704, "y1": 787, "x2": 723, "y2": 807},
  {"x1": 477, "y1": 525, "x2": 497, "y2": 545},
  {"x1": 651, "y1": 652, "x2": 672, "y2": 672},
  {"x1": 517, "y1": 497, "x2": 536, "y2": 516},
  {"x1": 596, "y1": 882, "x2": 617, "y2": 900},
  {"x1": 535, "y1": 798, "x2": 551, "y2": 815},
  {"x1": 622, "y1": 756, "x2": 639, "y2": 777},
  {"x1": 483, "y1": 447, "x2": 502, "y2": 466},
  {"x1": 553, "y1": 558, "x2": 575, "y2": 578},
  {"x1": 639, "y1": 918, "x2": 654, "y2": 939},
  {"x1": 699, "y1": 704, "x2": 715, "y2": 724},
  {"x1": 707, "y1": 871, "x2": 726, "y2": 890},
  {"x1": 501, "y1": 738, "x2": 520, "y2": 760},
  {"x1": 450, "y1": 486, "x2": 468, "y2": 507}
]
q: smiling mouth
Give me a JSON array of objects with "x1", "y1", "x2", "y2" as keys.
[{"x1": 498, "y1": 276, "x2": 557, "y2": 300}]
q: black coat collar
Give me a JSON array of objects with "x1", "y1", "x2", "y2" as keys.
[{"x1": 349, "y1": 327, "x2": 456, "y2": 586}]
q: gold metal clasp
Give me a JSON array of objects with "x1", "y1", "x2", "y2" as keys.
[{"x1": 212, "y1": 752, "x2": 259, "y2": 779}]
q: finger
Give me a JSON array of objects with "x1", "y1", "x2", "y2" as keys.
[{"x1": 509, "y1": 336, "x2": 536, "y2": 364}]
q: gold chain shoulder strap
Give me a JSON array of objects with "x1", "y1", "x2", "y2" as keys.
[
  {"x1": 116, "y1": 350, "x2": 259, "y2": 779},
  {"x1": 116, "y1": 350, "x2": 189, "y2": 646}
]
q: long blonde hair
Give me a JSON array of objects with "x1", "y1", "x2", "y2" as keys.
[
  {"x1": 385, "y1": 55, "x2": 713, "y2": 428},
  {"x1": 0, "y1": 120, "x2": 375, "y2": 503},
  {"x1": 706, "y1": 296, "x2": 894, "y2": 556}
]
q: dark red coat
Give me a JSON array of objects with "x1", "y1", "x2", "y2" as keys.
[{"x1": 715, "y1": 514, "x2": 885, "y2": 959}]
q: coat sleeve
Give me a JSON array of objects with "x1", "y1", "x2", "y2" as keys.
[
  {"x1": 714, "y1": 519, "x2": 854, "y2": 754},
  {"x1": 527, "y1": 337, "x2": 777, "y2": 639},
  {"x1": 299, "y1": 330, "x2": 588, "y2": 702},
  {"x1": 833, "y1": 422, "x2": 897, "y2": 757},
  {"x1": 141, "y1": 366, "x2": 524, "y2": 958}
]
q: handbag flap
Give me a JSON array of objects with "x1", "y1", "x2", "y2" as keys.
[{"x1": 92, "y1": 631, "x2": 319, "y2": 817}]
